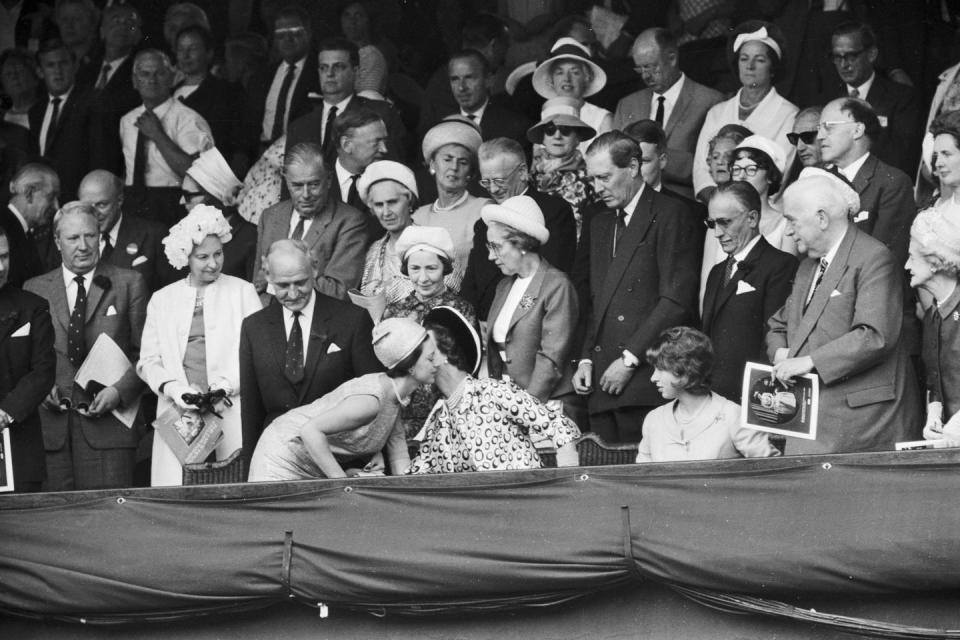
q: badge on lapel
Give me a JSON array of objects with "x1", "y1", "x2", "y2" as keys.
[{"x1": 125, "y1": 243, "x2": 139, "y2": 255}]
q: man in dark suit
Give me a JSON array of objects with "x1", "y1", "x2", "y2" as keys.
[
  {"x1": 768, "y1": 169, "x2": 920, "y2": 454},
  {"x1": 239, "y1": 239, "x2": 381, "y2": 463},
  {"x1": 4, "y1": 163, "x2": 58, "y2": 288},
  {"x1": 87, "y1": 3, "x2": 144, "y2": 177},
  {"x1": 613, "y1": 28, "x2": 723, "y2": 199},
  {"x1": 0, "y1": 227, "x2": 56, "y2": 493},
  {"x1": 572, "y1": 132, "x2": 701, "y2": 443},
  {"x1": 77, "y1": 170, "x2": 173, "y2": 292},
  {"x1": 23, "y1": 201, "x2": 148, "y2": 490},
  {"x1": 820, "y1": 21, "x2": 921, "y2": 177},
  {"x1": 460, "y1": 137, "x2": 577, "y2": 320},
  {"x1": 28, "y1": 39, "x2": 95, "y2": 202},
  {"x1": 701, "y1": 182, "x2": 797, "y2": 402},
  {"x1": 244, "y1": 6, "x2": 319, "y2": 156},
  {"x1": 285, "y1": 37, "x2": 406, "y2": 164}
]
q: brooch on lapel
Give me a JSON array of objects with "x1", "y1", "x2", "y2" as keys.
[
  {"x1": 125, "y1": 243, "x2": 139, "y2": 256},
  {"x1": 519, "y1": 295, "x2": 536, "y2": 310},
  {"x1": 93, "y1": 275, "x2": 112, "y2": 291},
  {"x1": 953, "y1": 311, "x2": 960, "y2": 322}
]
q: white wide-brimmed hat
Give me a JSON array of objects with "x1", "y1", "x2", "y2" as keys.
[
  {"x1": 395, "y1": 225, "x2": 456, "y2": 262},
  {"x1": 372, "y1": 317, "x2": 428, "y2": 370},
  {"x1": 532, "y1": 37, "x2": 606, "y2": 99},
  {"x1": 526, "y1": 96, "x2": 596, "y2": 144},
  {"x1": 481, "y1": 194, "x2": 549, "y2": 245},
  {"x1": 357, "y1": 160, "x2": 419, "y2": 205},
  {"x1": 421, "y1": 115, "x2": 483, "y2": 163}
]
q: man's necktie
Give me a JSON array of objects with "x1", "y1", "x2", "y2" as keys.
[
  {"x1": 804, "y1": 258, "x2": 829, "y2": 312},
  {"x1": 101, "y1": 233, "x2": 114, "y2": 261},
  {"x1": 322, "y1": 105, "x2": 339, "y2": 156},
  {"x1": 271, "y1": 63, "x2": 296, "y2": 141},
  {"x1": 613, "y1": 209, "x2": 626, "y2": 257},
  {"x1": 95, "y1": 62, "x2": 111, "y2": 90},
  {"x1": 346, "y1": 174, "x2": 362, "y2": 210},
  {"x1": 291, "y1": 214, "x2": 307, "y2": 241},
  {"x1": 284, "y1": 311, "x2": 305, "y2": 384},
  {"x1": 45, "y1": 96, "x2": 62, "y2": 154},
  {"x1": 68, "y1": 276, "x2": 87, "y2": 367},
  {"x1": 723, "y1": 255, "x2": 737, "y2": 286},
  {"x1": 654, "y1": 95, "x2": 665, "y2": 127},
  {"x1": 132, "y1": 127, "x2": 148, "y2": 189},
  {"x1": 849, "y1": 87, "x2": 860, "y2": 98}
]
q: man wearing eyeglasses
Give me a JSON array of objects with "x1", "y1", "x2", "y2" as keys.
[
  {"x1": 701, "y1": 181, "x2": 796, "y2": 403},
  {"x1": 821, "y1": 21, "x2": 919, "y2": 176},
  {"x1": 460, "y1": 138, "x2": 577, "y2": 318}
]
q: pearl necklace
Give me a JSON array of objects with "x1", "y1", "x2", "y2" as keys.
[{"x1": 432, "y1": 191, "x2": 469, "y2": 212}]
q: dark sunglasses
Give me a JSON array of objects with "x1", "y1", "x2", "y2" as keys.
[
  {"x1": 786, "y1": 131, "x2": 818, "y2": 146},
  {"x1": 543, "y1": 123, "x2": 575, "y2": 137}
]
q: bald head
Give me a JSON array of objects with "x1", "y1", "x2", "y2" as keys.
[
  {"x1": 782, "y1": 176, "x2": 854, "y2": 257},
  {"x1": 631, "y1": 28, "x2": 680, "y2": 94},
  {"x1": 266, "y1": 239, "x2": 317, "y2": 312},
  {"x1": 78, "y1": 170, "x2": 124, "y2": 233}
]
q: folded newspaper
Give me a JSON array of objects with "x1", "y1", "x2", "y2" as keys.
[{"x1": 154, "y1": 407, "x2": 223, "y2": 466}]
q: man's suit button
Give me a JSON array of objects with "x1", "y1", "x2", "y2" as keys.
[
  {"x1": 627, "y1": 287, "x2": 633, "y2": 292},
  {"x1": 617, "y1": 315, "x2": 625, "y2": 321},
  {"x1": 594, "y1": 346, "x2": 601, "y2": 352}
]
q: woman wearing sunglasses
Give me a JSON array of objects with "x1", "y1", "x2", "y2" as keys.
[{"x1": 527, "y1": 97, "x2": 601, "y2": 242}]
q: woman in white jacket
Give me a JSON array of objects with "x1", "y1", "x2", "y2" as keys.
[{"x1": 137, "y1": 205, "x2": 262, "y2": 486}]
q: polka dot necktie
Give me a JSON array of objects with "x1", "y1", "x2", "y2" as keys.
[
  {"x1": 67, "y1": 276, "x2": 87, "y2": 367},
  {"x1": 284, "y1": 311, "x2": 304, "y2": 384},
  {"x1": 723, "y1": 255, "x2": 737, "y2": 286}
]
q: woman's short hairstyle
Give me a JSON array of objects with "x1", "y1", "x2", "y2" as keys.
[
  {"x1": 645, "y1": 326, "x2": 714, "y2": 395},
  {"x1": 911, "y1": 207, "x2": 960, "y2": 278},
  {"x1": 386, "y1": 341, "x2": 424, "y2": 378},
  {"x1": 727, "y1": 20, "x2": 785, "y2": 82},
  {"x1": 399, "y1": 252, "x2": 454, "y2": 277},
  {"x1": 930, "y1": 110, "x2": 960, "y2": 151},
  {"x1": 734, "y1": 147, "x2": 782, "y2": 195},
  {"x1": 495, "y1": 222, "x2": 541, "y2": 253},
  {"x1": 427, "y1": 323, "x2": 470, "y2": 373}
]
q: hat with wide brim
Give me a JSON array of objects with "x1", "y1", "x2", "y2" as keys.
[
  {"x1": 526, "y1": 96, "x2": 596, "y2": 144},
  {"x1": 357, "y1": 160, "x2": 419, "y2": 205},
  {"x1": 423, "y1": 306, "x2": 481, "y2": 377},
  {"x1": 736, "y1": 134, "x2": 787, "y2": 175},
  {"x1": 481, "y1": 194, "x2": 549, "y2": 245},
  {"x1": 532, "y1": 37, "x2": 606, "y2": 99},
  {"x1": 421, "y1": 115, "x2": 483, "y2": 163},
  {"x1": 371, "y1": 317, "x2": 428, "y2": 370}
]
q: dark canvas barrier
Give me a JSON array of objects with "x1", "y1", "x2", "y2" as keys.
[{"x1": 2, "y1": 451, "x2": 960, "y2": 622}]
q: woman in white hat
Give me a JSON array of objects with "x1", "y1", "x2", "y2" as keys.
[
  {"x1": 693, "y1": 20, "x2": 797, "y2": 202},
  {"x1": 699, "y1": 134, "x2": 797, "y2": 304},
  {"x1": 408, "y1": 306, "x2": 580, "y2": 474},
  {"x1": 248, "y1": 318, "x2": 438, "y2": 481},
  {"x1": 182, "y1": 147, "x2": 258, "y2": 280},
  {"x1": 357, "y1": 160, "x2": 420, "y2": 304},
  {"x1": 532, "y1": 37, "x2": 611, "y2": 151},
  {"x1": 482, "y1": 195, "x2": 579, "y2": 404},
  {"x1": 412, "y1": 115, "x2": 491, "y2": 292},
  {"x1": 527, "y1": 97, "x2": 601, "y2": 241},
  {"x1": 383, "y1": 225, "x2": 476, "y2": 437},
  {"x1": 138, "y1": 205, "x2": 263, "y2": 486}
]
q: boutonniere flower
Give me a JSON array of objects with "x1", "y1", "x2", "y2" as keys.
[
  {"x1": 93, "y1": 275, "x2": 112, "y2": 291},
  {"x1": 0, "y1": 311, "x2": 17, "y2": 324},
  {"x1": 519, "y1": 295, "x2": 536, "y2": 310}
]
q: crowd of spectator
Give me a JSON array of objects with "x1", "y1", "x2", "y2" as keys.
[{"x1": 0, "y1": 0, "x2": 956, "y2": 492}]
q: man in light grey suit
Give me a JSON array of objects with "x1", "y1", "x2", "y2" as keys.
[
  {"x1": 252, "y1": 142, "x2": 367, "y2": 302},
  {"x1": 613, "y1": 28, "x2": 722, "y2": 199},
  {"x1": 767, "y1": 168, "x2": 919, "y2": 455}
]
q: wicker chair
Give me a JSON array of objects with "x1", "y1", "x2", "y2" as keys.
[
  {"x1": 575, "y1": 433, "x2": 639, "y2": 466},
  {"x1": 182, "y1": 449, "x2": 247, "y2": 485}
]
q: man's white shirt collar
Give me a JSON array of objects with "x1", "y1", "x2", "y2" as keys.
[
  {"x1": 622, "y1": 183, "x2": 645, "y2": 226},
  {"x1": 839, "y1": 151, "x2": 870, "y2": 181},
  {"x1": 461, "y1": 99, "x2": 489, "y2": 123},
  {"x1": 732, "y1": 234, "x2": 762, "y2": 264},
  {"x1": 7, "y1": 204, "x2": 29, "y2": 233},
  {"x1": 848, "y1": 72, "x2": 875, "y2": 100}
]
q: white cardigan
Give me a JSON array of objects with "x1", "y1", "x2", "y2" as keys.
[
  {"x1": 137, "y1": 274, "x2": 262, "y2": 486},
  {"x1": 692, "y1": 88, "x2": 798, "y2": 197}
]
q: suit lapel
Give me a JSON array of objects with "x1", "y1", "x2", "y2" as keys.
[
  {"x1": 48, "y1": 90, "x2": 77, "y2": 147},
  {"x1": 303, "y1": 201, "x2": 334, "y2": 248},
  {"x1": 789, "y1": 228, "x2": 857, "y2": 355},
  {"x1": 83, "y1": 265, "x2": 108, "y2": 323},
  {"x1": 851, "y1": 154, "x2": 877, "y2": 194},
  {"x1": 665, "y1": 84, "x2": 690, "y2": 137},
  {"x1": 710, "y1": 238, "x2": 768, "y2": 320},
  {"x1": 508, "y1": 262, "x2": 548, "y2": 333},
  {"x1": 0, "y1": 295, "x2": 21, "y2": 347},
  {"x1": 47, "y1": 271, "x2": 71, "y2": 331},
  {"x1": 298, "y1": 300, "x2": 331, "y2": 402},
  {"x1": 265, "y1": 304, "x2": 289, "y2": 383},
  {"x1": 595, "y1": 187, "x2": 657, "y2": 319}
]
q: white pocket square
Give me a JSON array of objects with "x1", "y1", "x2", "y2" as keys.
[
  {"x1": 11, "y1": 322, "x2": 30, "y2": 337},
  {"x1": 830, "y1": 289, "x2": 842, "y2": 298},
  {"x1": 853, "y1": 210, "x2": 869, "y2": 223},
  {"x1": 106, "y1": 305, "x2": 118, "y2": 316},
  {"x1": 131, "y1": 255, "x2": 148, "y2": 267},
  {"x1": 327, "y1": 343, "x2": 341, "y2": 354},
  {"x1": 736, "y1": 280, "x2": 756, "y2": 295}
]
